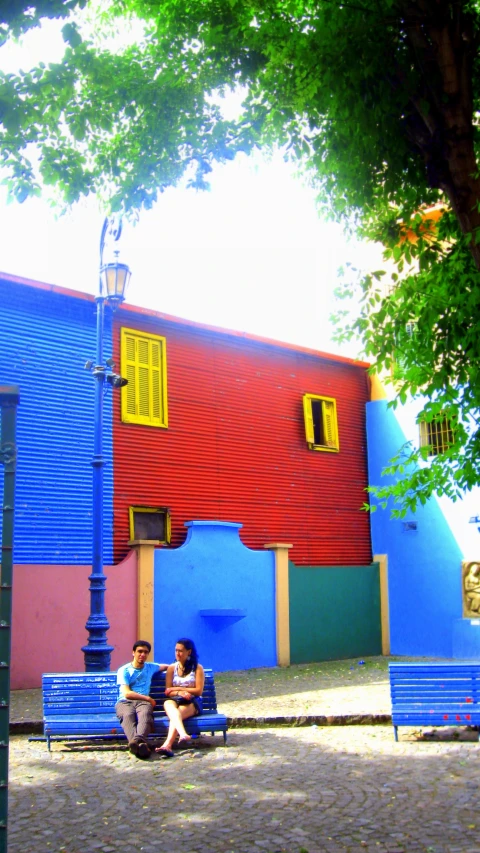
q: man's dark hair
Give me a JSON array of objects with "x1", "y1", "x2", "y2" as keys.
[{"x1": 133, "y1": 640, "x2": 151, "y2": 653}]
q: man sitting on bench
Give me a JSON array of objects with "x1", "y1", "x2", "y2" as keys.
[{"x1": 116, "y1": 640, "x2": 168, "y2": 759}]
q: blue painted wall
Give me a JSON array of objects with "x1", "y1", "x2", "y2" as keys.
[
  {"x1": 0, "y1": 278, "x2": 113, "y2": 564},
  {"x1": 367, "y1": 399, "x2": 464, "y2": 657},
  {"x1": 154, "y1": 521, "x2": 276, "y2": 671}
]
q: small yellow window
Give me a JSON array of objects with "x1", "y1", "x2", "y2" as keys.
[
  {"x1": 303, "y1": 394, "x2": 339, "y2": 452},
  {"x1": 129, "y1": 507, "x2": 171, "y2": 543},
  {"x1": 120, "y1": 327, "x2": 168, "y2": 427}
]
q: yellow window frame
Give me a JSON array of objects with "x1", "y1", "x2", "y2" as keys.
[
  {"x1": 120, "y1": 327, "x2": 168, "y2": 427},
  {"x1": 303, "y1": 394, "x2": 339, "y2": 452},
  {"x1": 129, "y1": 506, "x2": 171, "y2": 543}
]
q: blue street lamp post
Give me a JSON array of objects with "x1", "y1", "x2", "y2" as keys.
[{"x1": 82, "y1": 217, "x2": 131, "y2": 672}]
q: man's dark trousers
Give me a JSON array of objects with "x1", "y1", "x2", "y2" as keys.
[{"x1": 115, "y1": 700, "x2": 154, "y2": 743}]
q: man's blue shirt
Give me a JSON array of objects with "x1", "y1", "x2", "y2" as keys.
[{"x1": 116, "y1": 662, "x2": 159, "y2": 702}]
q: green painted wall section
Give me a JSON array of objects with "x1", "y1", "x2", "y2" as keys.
[{"x1": 289, "y1": 562, "x2": 382, "y2": 664}]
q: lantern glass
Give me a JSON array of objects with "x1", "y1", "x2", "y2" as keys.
[{"x1": 100, "y1": 262, "x2": 131, "y2": 303}]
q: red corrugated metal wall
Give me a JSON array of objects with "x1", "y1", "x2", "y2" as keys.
[{"x1": 112, "y1": 313, "x2": 371, "y2": 566}]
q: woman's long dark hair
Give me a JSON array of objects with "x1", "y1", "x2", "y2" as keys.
[{"x1": 177, "y1": 638, "x2": 198, "y2": 676}]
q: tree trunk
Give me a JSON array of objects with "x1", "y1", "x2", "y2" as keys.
[{"x1": 402, "y1": 0, "x2": 480, "y2": 268}]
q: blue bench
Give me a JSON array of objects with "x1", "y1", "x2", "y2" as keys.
[
  {"x1": 389, "y1": 661, "x2": 480, "y2": 741},
  {"x1": 30, "y1": 668, "x2": 228, "y2": 750}
]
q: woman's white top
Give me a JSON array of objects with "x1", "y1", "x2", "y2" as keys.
[{"x1": 172, "y1": 662, "x2": 196, "y2": 686}]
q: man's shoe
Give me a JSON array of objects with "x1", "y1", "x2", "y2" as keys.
[
  {"x1": 129, "y1": 740, "x2": 139, "y2": 756},
  {"x1": 137, "y1": 741, "x2": 151, "y2": 759}
]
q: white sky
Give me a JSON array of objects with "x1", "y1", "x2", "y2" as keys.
[{"x1": 0, "y1": 21, "x2": 383, "y2": 358}]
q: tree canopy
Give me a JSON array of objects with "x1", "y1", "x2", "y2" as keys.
[
  {"x1": 334, "y1": 205, "x2": 480, "y2": 515},
  {"x1": 1, "y1": 0, "x2": 86, "y2": 42},
  {"x1": 3, "y1": 2, "x2": 479, "y2": 223},
  {"x1": 3, "y1": 0, "x2": 480, "y2": 512}
]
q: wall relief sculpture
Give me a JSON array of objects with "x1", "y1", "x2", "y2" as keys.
[{"x1": 462, "y1": 561, "x2": 480, "y2": 617}]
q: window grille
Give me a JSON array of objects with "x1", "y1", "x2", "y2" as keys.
[{"x1": 419, "y1": 415, "x2": 454, "y2": 456}]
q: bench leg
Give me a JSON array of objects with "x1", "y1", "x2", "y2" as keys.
[
  {"x1": 47, "y1": 735, "x2": 51, "y2": 752},
  {"x1": 393, "y1": 726, "x2": 398, "y2": 743},
  {"x1": 223, "y1": 730, "x2": 228, "y2": 746}
]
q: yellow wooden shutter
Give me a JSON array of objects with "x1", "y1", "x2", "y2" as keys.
[
  {"x1": 124, "y1": 332, "x2": 138, "y2": 419},
  {"x1": 322, "y1": 399, "x2": 339, "y2": 450},
  {"x1": 151, "y1": 340, "x2": 162, "y2": 421},
  {"x1": 121, "y1": 328, "x2": 168, "y2": 427},
  {"x1": 137, "y1": 337, "x2": 150, "y2": 419},
  {"x1": 303, "y1": 394, "x2": 315, "y2": 446}
]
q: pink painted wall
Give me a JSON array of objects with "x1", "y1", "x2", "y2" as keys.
[{"x1": 11, "y1": 550, "x2": 137, "y2": 689}]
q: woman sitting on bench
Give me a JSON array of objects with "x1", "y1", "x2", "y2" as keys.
[{"x1": 156, "y1": 637, "x2": 205, "y2": 757}]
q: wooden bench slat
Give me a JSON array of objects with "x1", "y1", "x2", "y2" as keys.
[
  {"x1": 44, "y1": 690, "x2": 217, "y2": 709},
  {"x1": 391, "y1": 692, "x2": 477, "y2": 700}
]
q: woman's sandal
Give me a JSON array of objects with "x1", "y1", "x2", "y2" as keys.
[{"x1": 155, "y1": 747, "x2": 175, "y2": 758}]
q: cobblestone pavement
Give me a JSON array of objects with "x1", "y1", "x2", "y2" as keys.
[{"x1": 9, "y1": 725, "x2": 480, "y2": 853}]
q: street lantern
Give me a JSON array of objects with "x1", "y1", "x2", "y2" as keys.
[
  {"x1": 82, "y1": 216, "x2": 131, "y2": 672},
  {"x1": 100, "y1": 258, "x2": 131, "y2": 305}
]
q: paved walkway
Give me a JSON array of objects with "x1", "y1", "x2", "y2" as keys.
[
  {"x1": 10, "y1": 724, "x2": 480, "y2": 853},
  {"x1": 11, "y1": 657, "x2": 478, "y2": 853}
]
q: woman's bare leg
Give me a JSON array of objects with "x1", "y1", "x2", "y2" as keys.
[{"x1": 156, "y1": 700, "x2": 196, "y2": 751}]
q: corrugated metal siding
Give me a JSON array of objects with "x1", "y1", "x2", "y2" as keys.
[
  {"x1": 0, "y1": 278, "x2": 113, "y2": 564},
  {"x1": 112, "y1": 314, "x2": 371, "y2": 566}
]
